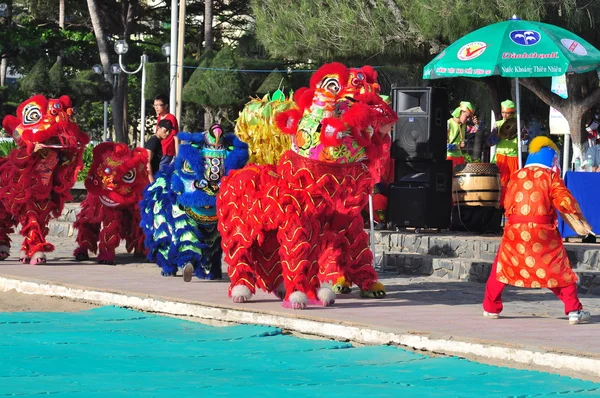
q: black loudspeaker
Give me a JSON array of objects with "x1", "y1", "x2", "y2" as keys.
[
  {"x1": 391, "y1": 87, "x2": 448, "y2": 161},
  {"x1": 450, "y1": 206, "x2": 503, "y2": 234},
  {"x1": 387, "y1": 160, "x2": 452, "y2": 229}
]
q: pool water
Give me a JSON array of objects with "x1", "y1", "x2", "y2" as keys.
[{"x1": 0, "y1": 306, "x2": 597, "y2": 397}]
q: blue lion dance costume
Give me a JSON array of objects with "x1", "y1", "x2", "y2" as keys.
[{"x1": 140, "y1": 125, "x2": 249, "y2": 281}]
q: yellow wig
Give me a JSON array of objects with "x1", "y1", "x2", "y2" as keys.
[{"x1": 528, "y1": 136, "x2": 559, "y2": 154}]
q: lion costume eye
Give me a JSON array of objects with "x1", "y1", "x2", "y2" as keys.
[
  {"x1": 321, "y1": 77, "x2": 341, "y2": 94},
  {"x1": 122, "y1": 169, "x2": 136, "y2": 183},
  {"x1": 22, "y1": 103, "x2": 42, "y2": 126},
  {"x1": 182, "y1": 161, "x2": 194, "y2": 174}
]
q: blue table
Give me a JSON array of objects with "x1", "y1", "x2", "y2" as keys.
[{"x1": 558, "y1": 171, "x2": 600, "y2": 238}]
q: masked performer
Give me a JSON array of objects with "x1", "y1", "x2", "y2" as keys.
[
  {"x1": 483, "y1": 136, "x2": 592, "y2": 324},
  {"x1": 0, "y1": 95, "x2": 89, "y2": 264}
]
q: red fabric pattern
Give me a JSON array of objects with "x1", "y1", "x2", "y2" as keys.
[
  {"x1": 218, "y1": 150, "x2": 379, "y2": 300},
  {"x1": 74, "y1": 196, "x2": 145, "y2": 262},
  {"x1": 73, "y1": 142, "x2": 148, "y2": 262},
  {"x1": 483, "y1": 253, "x2": 582, "y2": 315},
  {"x1": 0, "y1": 95, "x2": 89, "y2": 258},
  {"x1": 497, "y1": 166, "x2": 581, "y2": 289}
]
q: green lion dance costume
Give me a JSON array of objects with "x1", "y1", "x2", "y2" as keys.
[{"x1": 140, "y1": 126, "x2": 248, "y2": 281}]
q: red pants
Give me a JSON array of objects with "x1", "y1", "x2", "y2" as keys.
[
  {"x1": 495, "y1": 153, "x2": 519, "y2": 207},
  {"x1": 483, "y1": 255, "x2": 583, "y2": 315},
  {"x1": 447, "y1": 155, "x2": 465, "y2": 170}
]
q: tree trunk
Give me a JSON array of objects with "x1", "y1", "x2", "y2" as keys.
[
  {"x1": 520, "y1": 72, "x2": 600, "y2": 168},
  {"x1": 86, "y1": 0, "x2": 125, "y2": 142},
  {"x1": 0, "y1": 0, "x2": 12, "y2": 87},
  {"x1": 204, "y1": 0, "x2": 213, "y2": 51},
  {"x1": 86, "y1": 0, "x2": 138, "y2": 144},
  {"x1": 57, "y1": 0, "x2": 65, "y2": 67}
]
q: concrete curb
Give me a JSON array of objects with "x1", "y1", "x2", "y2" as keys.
[{"x1": 1, "y1": 276, "x2": 599, "y2": 379}]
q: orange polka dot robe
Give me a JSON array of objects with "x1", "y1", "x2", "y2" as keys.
[{"x1": 496, "y1": 166, "x2": 581, "y2": 289}]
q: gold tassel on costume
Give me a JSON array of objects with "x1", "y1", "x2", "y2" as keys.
[{"x1": 234, "y1": 93, "x2": 295, "y2": 165}]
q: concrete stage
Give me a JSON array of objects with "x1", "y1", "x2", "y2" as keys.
[
  {"x1": 35, "y1": 203, "x2": 600, "y2": 296},
  {"x1": 374, "y1": 229, "x2": 600, "y2": 295}
]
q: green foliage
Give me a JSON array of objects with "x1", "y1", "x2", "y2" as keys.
[
  {"x1": 256, "y1": 70, "x2": 293, "y2": 95},
  {"x1": 0, "y1": 139, "x2": 17, "y2": 157},
  {"x1": 77, "y1": 144, "x2": 94, "y2": 182},
  {"x1": 19, "y1": 58, "x2": 51, "y2": 96},
  {"x1": 403, "y1": 0, "x2": 546, "y2": 44},
  {"x1": 144, "y1": 62, "x2": 170, "y2": 101},
  {"x1": 183, "y1": 51, "x2": 216, "y2": 105},
  {"x1": 464, "y1": 153, "x2": 481, "y2": 164},
  {"x1": 48, "y1": 62, "x2": 67, "y2": 96},
  {"x1": 183, "y1": 47, "x2": 245, "y2": 107},
  {"x1": 251, "y1": 0, "x2": 424, "y2": 62}
]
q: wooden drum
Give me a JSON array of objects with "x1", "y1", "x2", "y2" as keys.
[{"x1": 452, "y1": 163, "x2": 501, "y2": 208}]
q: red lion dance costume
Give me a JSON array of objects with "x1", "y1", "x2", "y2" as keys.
[
  {"x1": 0, "y1": 95, "x2": 89, "y2": 264},
  {"x1": 217, "y1": 63, "x2": 397, "y2": 309},
  {"x1": 73, "y1": 142, "x2": 149, "y2": 265}
]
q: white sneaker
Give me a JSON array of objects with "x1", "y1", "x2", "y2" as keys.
[
  {"x1": 568, "y1": 310, "x2": 591, "y2": 325},
  {"x1": 483, "y1": 311, "x2": 500, "y2": 319}
]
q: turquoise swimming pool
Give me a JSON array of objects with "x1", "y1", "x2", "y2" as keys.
[{"x1": 0, "y1": 306, "x2": 597, "y2": 397}]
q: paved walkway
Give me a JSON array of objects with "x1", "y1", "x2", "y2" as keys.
[{"x1": 1, "y1": 234, "x2": 600, "y2": 381}]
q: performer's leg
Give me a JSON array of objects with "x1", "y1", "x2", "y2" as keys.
[
  {"x1": 249, "y1": 230, "x2": 284, "y2": 298},
  {"x1": 19, "y1": 201, "x2": 54, "y2": 264},
  {"x1": 0, "y1": 201, "x2": 16, "y2": 260},
  {"x1": 122, "y1": 208, "x2": 145, "y2": 256},
  {"x1": 342, "y1": 216, "x2": 383, "y2": 297},
  {"x1": 192, "y1": 226, "x2": 222, "y2": 280},
  {"x1": 496, "y1": 154, "x2": 518, "y2": 207},
  {"x1": 73, "y1": 220, "x2": 100, "y2": 261},
  {"x1": 227, "y1": 250, "x2": 257, "y2": 303},
  {"x1": 97, "y1": 218, "x2": 122, "y2": 265},
  {"x1": 447, "y1": 155, "x2": 466, "y2": 169},
  {"x1": 278, "y1": 216, "x2": 321, "y2": 308},
  {"x1": 482, "y1": 256, "x2": 505, "y2": 315},
  {"x1": 548, "y1": 283, "x2": 583, "y2": 315}
]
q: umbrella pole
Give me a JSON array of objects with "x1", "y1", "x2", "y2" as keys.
[
  {"x1": 563, "y1": 134, "x2": 571, "y2": 177},
  {"x1": 516, "y1": 77, "x2": 523, "y2": 168},
  {"x1": 368, "y1": 194, "x2": 376, "y2": 266}
]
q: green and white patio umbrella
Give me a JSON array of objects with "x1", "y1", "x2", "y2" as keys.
[{"x1": 423, "y1": 16, "x2": 600, "y2": 167}]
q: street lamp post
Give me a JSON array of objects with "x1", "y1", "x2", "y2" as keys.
[
  {"x1": 114, "y1": 39, "x2": 148, "y2": 147},
  {"x1": 92, "y1": 64, "x2": 109, "y2": 142},
  {"x1": 92, "y1": 64, "x2": 122, "y2": 142}
]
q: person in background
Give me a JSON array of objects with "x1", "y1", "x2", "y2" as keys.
[
  {"x1": 520, "y1": 127, "x2": 529, "y2": 164},
  {"x1": 483, "y1": 136, "x2": 592, "y2": 325},
  {"x1": 447, "y1": 101, "x2": 476, "y2": 169},
  {"x1": 584, "y1": 138, "x2": 600, "y2": 171},
  {"x1": 488, "y1": 100, "x2": 519, "y2": 207},
  {"x1": 153, "y1": 94, "x2": 179, "y2": 171},
  {"x1": 145, "y1": 119, "x2": 172, "y2": 183}
]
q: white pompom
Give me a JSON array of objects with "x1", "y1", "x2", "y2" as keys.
[
  {"x1": 317, "y1": 287, "x2": 336, "y2": 306},
  {"x1": 231, "y1": 285, "x2": 252, "y2": 303},
  {"x1": 289, "y1": 291, "x2": 308, "y2": 308}
]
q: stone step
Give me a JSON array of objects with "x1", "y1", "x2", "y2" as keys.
[
  {"x1": 55, "y1": 203, "x2": 81, "y2": 223},
  {"x1": 381, "y1": 251, "x2": 600, "y2": 295},
  {"x1": 16, "y1": 221, "x2": 75, "y2": 239},
  {"x1": 374, "y1": 230, "x2": 500, "y2": 262},
  {"x1": 381, "y1": 252, "x2": 493, "y2": 282},
  {"x1": 375, "y1": 230, "x2": 600, "y2": 272}
]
